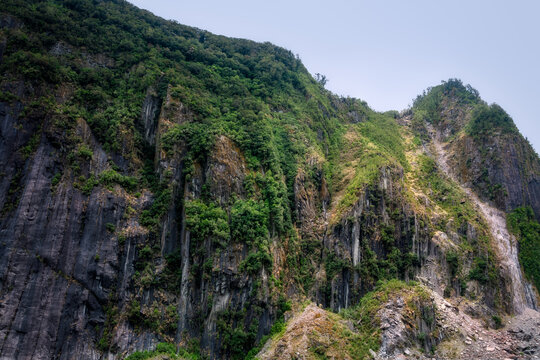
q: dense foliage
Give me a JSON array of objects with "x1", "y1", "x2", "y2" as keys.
[
  {"x1": 508, "y1": 207, "x2": 540, "y2": 292},
  {"x1": 466, "y1": 103, "x2": 517, "y2": 137},
  {"x1": 412, "y1": 78, "x2": 481, "y2": 125}
]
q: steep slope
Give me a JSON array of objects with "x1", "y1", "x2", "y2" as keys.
[
  {"x1": 411, "y1": 79, "x2": 539, "y2": 313},
  {"x1": 0, "y1": 2, "x2": 539, "y2": 360},
  {"x1": 428, "y1": 120, "x2": 537, "y2": 312},
  {"x1": 412, "y1": 79, "x2": 540, "y2": 218}
]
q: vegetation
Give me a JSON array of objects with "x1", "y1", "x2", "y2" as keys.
[
  {"x1": 124, "y1": 342, "x2": 200, "y2": 360},
  {"x1": 508, "y1": 206, "x2": 540, "y2": 292},
  {"x1": 99, "y1": 169, "x2": 137, "y2": 192},
  {"x1": 466, "y1": 103, "x2": 518, "y2": 137},
  {"x1": 413, "y1": 78, "x2": 481, "y2": 125},
  {"x1": 415, "y1": 155, "x2": 479, "y2": 227},
  {"x1": 185, "y1": 199, "x2": 229, "y2": 247},
  {"x1": 1, "y1": 0, "x2": 536, "y2": 357}
]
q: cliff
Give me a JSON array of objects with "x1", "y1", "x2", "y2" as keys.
[{"x1": 0, "y1": 2, "x2": 539, "y2": 359}]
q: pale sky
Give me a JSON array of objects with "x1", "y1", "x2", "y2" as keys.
[{"x1": 128, "y1": 0, "x2": 540, "y2": 153}]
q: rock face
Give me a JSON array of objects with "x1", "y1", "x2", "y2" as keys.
[
  {"x1": 0, "y1": 4, "x2": 539, "y2": 360},
  {"x1": 449, "y1": 132, "x2": 540, "y2": 218},
  {"x1": 420, "y1": 87, "x2": 540, "y2": 220},
  {"x1": 0, "y1": 89, "x2": 143, "y2": 359}
]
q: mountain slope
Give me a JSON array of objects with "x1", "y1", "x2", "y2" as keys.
[{"x1": 0, "y1": 2, "x2": 539, "y2": 359}]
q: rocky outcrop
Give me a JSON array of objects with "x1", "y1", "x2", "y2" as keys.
[
  {"x1": 428, "y1": 117, "x2": 538, "y2": 313},
  {"x1": 257, "y1": 304, "x2": 352, "y2": 360},
  {"x1": 447, "y1": 132, "x2": 540, "y2": 219}
]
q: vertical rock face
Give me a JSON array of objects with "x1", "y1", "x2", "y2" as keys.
[
  {"x1": 431, "y1": 128, "x2": 537, "y2": 313},
  {"x1": 140, "y1": 87, "x2": 161, "y2": 147},
  {"x1": 205, "y1": 135, "x2": 247, "y2": 205},
  {"x1": 448, "y1": 133, "x2": 540, "y2": 218},
  {"x1": 0, "y1": 88, "x2": 149, "y2": 359}
]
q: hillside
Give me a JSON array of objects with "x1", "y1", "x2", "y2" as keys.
[{"x1": 0, "y1": 1, "x2": 539, "y2": 359}]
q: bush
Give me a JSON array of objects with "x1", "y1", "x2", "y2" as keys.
[
  {"x1": 230, "y1": 199, "x2": 268, "y2": 246},
  {"x1": 77, "y1": 144, "x2": 93, "y2": 159},
  {"x1": 185, "y1": 199, "x2": 229, "y2": 246},
  {"x1": 105, "y1": 222, "x2": 115, "y2": 232},
  {"x1": 51, "y1": 172, "x2": 61, "y2": 187},
  {"x1": 239, "y1": 250, "x2": 272, "y2": 274},
  {"x1": 492, "y1": 315, "x2": 503, "y2": 329},
  {"x1": 140, "y1": 187, "x2": 172, "y2": 231},
  {"x1": 99, "y1": 169, "x2": 137, "y2": 192}
]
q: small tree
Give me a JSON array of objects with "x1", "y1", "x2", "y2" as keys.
[{"x1": 314, "y1": 73, "x2": 328, "y2": 87}]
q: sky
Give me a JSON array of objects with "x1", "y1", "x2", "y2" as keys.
[{"x1": 128, "y1": 0, "x2": 540, "y2": 153}]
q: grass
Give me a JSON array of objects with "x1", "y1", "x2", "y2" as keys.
[{"x1": 330, "y1": 111, "x2": 406, "y2": 222}]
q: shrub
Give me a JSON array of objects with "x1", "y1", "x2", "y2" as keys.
[
  {"x1": 230, "y1": 199, "x2": 268, "y2": 247},
  {"x1": 99, "y1": 169, "x2": 137, "y2": 192},
  {"x1": 105, "y1": 223, "x2": 115, "y2": 232},
  {"x1": 185, "y1": 199, "x2": 229, "y2": 246},
  {"x1": 77, "y1": 144, "x2": 93, "y2": 159}
]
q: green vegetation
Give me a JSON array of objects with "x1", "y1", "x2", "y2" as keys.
[
  {"x1": 508, "y1": 206, "x2": 540, "y2": 292},
  {"x1": 97, "y1": 300, "x2": 118, "y2": 352},
  {"x1": 2, "y1": 0, "x2": 533, "y2": 357},
  {"x1": 139, "y1": 187, "x2": 171, "y2": 231},
  {"x1": 216, "y1": 308, "x2": 258, "y2": 360},
  {"x1": 76, "y1": 144, "x2": 93, "y2": 159},
  {"x1": 416, "y1": 155, "x2": 479, "y2": 229},
  {"x1": 334, "y1": 111, "x2": 407, "y2": 217},
  {"x1": 21, "y1": 128, "x2": 41, "y2": 159},
  {"x1": 466, "y1": 103, "x2": 517, "y2": 137},
  {"x1": 414, "y1": 155, "x2": 499, "y2": 289},
  {"x1": 99, "y1": 169, "x2": 137, "y2": 192},
  {"x1": 185, "y1": 199, "x2": 229, "y2": 247},
  {"x1": 468, "y1": 256, "x2": 498, "y2": 285},
  {"x1": 124, "y1": 342, "x2": 200, "y2": 360},
  {"x1": 51, "y1": 172, "x2": 62, "y2": 187},
  {"x1": 230, "y1": 198, "x2": 268, "y2": 246},
  {"x1": 105, "y1": 222, "x2": 115, "y2": 232},
  {"x1": 413, "y1": 78, "x2": 480, "y2": 125},
  {"x1": 492, "y1": 315, "x2": 503, "y2": 329}
]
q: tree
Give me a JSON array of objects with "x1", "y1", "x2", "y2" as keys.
[{"x1": 314, "y1": 73, "x2": 328, "y2": 87}]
